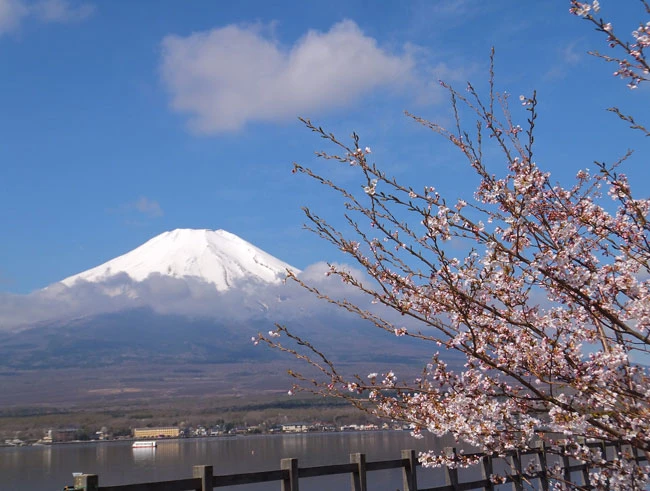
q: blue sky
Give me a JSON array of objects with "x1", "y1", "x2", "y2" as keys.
[{"x1": 0, "y1": 0, "x2": 648, "y2": 294}]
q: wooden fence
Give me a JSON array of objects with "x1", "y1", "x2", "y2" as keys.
[{"x1": 71, "y1": 441, "x2": 648, "y2": 491}]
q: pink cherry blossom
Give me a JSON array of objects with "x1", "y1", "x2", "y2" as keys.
[{"x1": 256, "y1": 5, "x2": 650, "y2": 488}]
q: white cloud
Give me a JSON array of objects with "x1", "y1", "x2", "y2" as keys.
[
  {"x1": 160, "y1": 20, "x2": 416, "y2": 133},
  {"x1": 32, "y1": 0, "x2": 94, "y2": 23},
  {"x1": 0, "y1": 0, "x2": 28, "y2": 34},
  {"x1": 132, "y1": 196, "x2": 163, "y2": 217},
  {"x1": 109, "y1": 197, "x2": 164, "y2": 222},
  {"x1": 425, "y1": 0, "x2": 475, "y2": 17},
  {"x1": 544, "y1": 39, "x2": 586, "y2": 82},
  {"x1": 0, "y1": 0, "x2": 93, "y2": 36}
]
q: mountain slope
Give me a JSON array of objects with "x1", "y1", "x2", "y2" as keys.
[
  {"x1": 61, "y1": 229, "x2": 298, "y2": 291},
  {"x1": 0, "y1": 306, "x2": 444, "y2": 369}
]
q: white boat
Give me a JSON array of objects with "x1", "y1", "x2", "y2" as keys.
[{"x1": 132, "y1": 441, "x2": 157, "y2": 448}]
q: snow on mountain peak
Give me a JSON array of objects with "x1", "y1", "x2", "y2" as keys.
[{"x1": 61, "y1": 228, "x2": 298, "y2": 291}]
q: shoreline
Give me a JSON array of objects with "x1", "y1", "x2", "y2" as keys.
[{"x1": 1, "y1": 428, "x2": 410, "y2": 449}]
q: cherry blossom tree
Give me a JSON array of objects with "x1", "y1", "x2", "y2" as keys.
[
  {"x1": 258, "y1": 2, "x2": 649, "y2": 488},
  {"x1": 571, "y1": 0, "x2": 650, "y2": 91}
]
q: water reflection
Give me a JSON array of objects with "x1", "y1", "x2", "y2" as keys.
[
  {"x1": 5, "y1": 431, "x2": 460, "y2": 491},
  {"x1": 132, "y1": 447, "x2": 156, "y2": 464},
  {"x1": 95, "y1": 442, "x2": 107, "y2": 465},
  {"x1": 154, "y1": 440, "x2": 181, "y2": 459},
  {"x1": 41, "y1": 445, "x2": 52, "y2": 473}
]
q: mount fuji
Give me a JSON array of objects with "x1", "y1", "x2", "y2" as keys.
[
  {"x1": 61, "y1": 228, "x2": 298, "y2": 291},
  {"x1": 0, "y1": 228, "x2": 305, "y2": 327},
  {"x1": 0, "y1": 228, "x2": 441, "y2": 404}
]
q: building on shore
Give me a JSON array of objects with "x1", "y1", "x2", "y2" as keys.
[
  {"x1": 280, "y1": 423, "x2": 312, "y2": 433},
  {"x1": 132, "y1": 427, "x2": 180, "y2": 439},
  {"x1": 42, "y1": 428, "x2": 78, "y2": 443}
]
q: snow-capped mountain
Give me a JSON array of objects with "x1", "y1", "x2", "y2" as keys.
[
  {"x1": 61, "y1": 228, "x2": 298, "y2": 291},
  {"x1": 0, "y1": 228, "x2": 443, "y2": 386}
]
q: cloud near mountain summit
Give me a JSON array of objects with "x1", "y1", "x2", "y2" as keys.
[{"x1": 0, "y1": 261, "x2": 378, "y2": 330}]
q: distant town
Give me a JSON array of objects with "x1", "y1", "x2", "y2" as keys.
[{"x1": 3, "y1": 421, "x2": 413, "y2": 447}]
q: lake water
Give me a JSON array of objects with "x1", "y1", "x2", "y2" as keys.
[{"x1": 0, "y1": 431, "x2": 465, "y2": 490}]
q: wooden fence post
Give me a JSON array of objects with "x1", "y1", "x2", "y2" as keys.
[
  {"x1": 350, "y1": 453, "x2": 367, "y2": 491},
  {"x1": 615, "y1": 441, "x2": 623, "y2": 458},
  {"x1": 561, "y1": 450, "x2": 572, "y2": 485},
  {"x1": 510, "y1": 450, "x2": 523, "y2": 491},
  {"x1": 633, "y1": 443, "x2": 646, "y2": 463},
  {"x1": 574, "y1": 437, "x2": 591, "y2": 488},
  {"x1": 401, "y1": 449, "x2": 418, "y2": 491},
  {"x1": 480, "y1": 453, "x2": 494, "y2": 491},
  {"x1": 193, "y1": 465, "x2": 213, "y2": 491},
  {"x1": 443, "y1": 447, "x2": 459, "y2": 490},
  {"x1": 579, "y1": 456, "x2": 591, "y2": 487},
  {"x1": 533, "y1": 441, "x2": 549, "y2": 491},
  {"x1": 281, "y1": 457, "x2": 299, "y2": 491},
  {"x1": 599, "y1": 441, "x2": 608, "y2": 462},
  {"x1": 73, "y1": 474, "x2": 98, "y2": 491}
]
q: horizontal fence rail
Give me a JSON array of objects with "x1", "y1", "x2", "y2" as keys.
[{"x1": 71, "y1": 441, "x2": 649, "y2": 491}]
